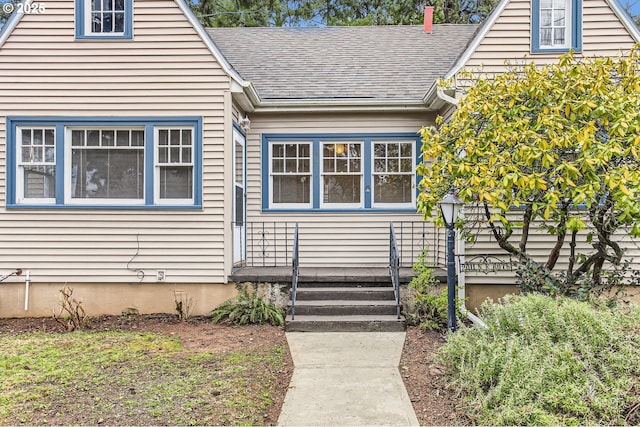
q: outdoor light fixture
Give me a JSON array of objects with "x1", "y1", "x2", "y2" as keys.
[
  {"x1": 239, "y1": 115, "x2": 251, "y2": 130},
  {"x1": 438, "y1": 189, "x2": 463, "y2": 332}
]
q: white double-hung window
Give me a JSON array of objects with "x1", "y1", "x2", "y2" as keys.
[
  {"x1": 75, "y1": 0, "x2": 133, "y2": 39},
  {"x1": 16, "y1": 127, "x2": 56, "y2": 204},
  {"x1": 532, "y1": 0, "x2": 581, "y2": 52},
  {"x1": 270, "y1": 142, "x2": 312, "y2": 207},
  {"x1": 321, "y1": 142, "x2": 362, "y2": 207},
  {"x1": 156, "y1": 128, "x2": 194, "y2": 203},
  {"x1": 373, "y1": 141, "x2": 415, "y2": 207},
  {"x1": 539, "y1": 0, "x2": 569, "y2": 48}
]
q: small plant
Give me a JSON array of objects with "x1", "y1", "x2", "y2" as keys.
[
  {"x1": 439, "y1": 294, "x2": 640, "y2": 426},
  {"x1": 211, "y1": 284, "x2": 284, "y2": 326},
  {"x1": 405, "y1": 249, "x2": 453, "y2": 331},
  {"x1": 174, "y1": 290, "x2": 194, "y2": 322},
  {"x1": 52, "y1": 284, "x2": 89, "y2": 331}
]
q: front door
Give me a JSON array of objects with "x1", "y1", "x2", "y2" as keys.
[{"x1": 232, "y1": 127, "x2": 246, "y2": 266}]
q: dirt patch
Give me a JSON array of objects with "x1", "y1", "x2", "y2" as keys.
[
  {"x1": 0, "y1": 316, "x2": 462, "y2": 426},
  {"x1": 401, "y1": 327, "x2": 467, "y2": 426}
]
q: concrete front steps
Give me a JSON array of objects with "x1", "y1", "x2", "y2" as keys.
[{"x1": 286, "y1": 281, "x2": 406, "y2": 332}]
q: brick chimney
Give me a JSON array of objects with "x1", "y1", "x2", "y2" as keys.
[{"x1": 424, "y1": 6, "x2": 434, "y2": 33}]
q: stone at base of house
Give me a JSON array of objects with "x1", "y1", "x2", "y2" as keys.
[
  {"x1": 0, "y1": 282, "x2": 237, "y2": 318},
  {"x1": 234, "y1": 281, "x2": 290, "y2": 310}
]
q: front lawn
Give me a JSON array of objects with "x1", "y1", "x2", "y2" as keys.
[{"x1": 0, "y1": 324, "x2": 289, "y2": 426}]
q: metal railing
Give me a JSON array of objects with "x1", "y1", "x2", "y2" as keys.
[
  {"x1": 393, "y1": 221, "x2": 442, "y2": 267},
  {"x1": 291, "y1": 223, "x2": 299, "y2": 320},
  {"x1": 233, "y1": 221, "x2": 297, "y2": 267},
  {"x1": 389, "y1": 224, "x2": 401, "y2": 320}
]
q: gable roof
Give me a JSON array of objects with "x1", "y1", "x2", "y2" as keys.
[{"x1": 207, "y1": 24, "x2": 478, "y2": 108}]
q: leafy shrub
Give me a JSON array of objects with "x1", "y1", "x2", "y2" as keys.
[
  {"x1": 211, "y1": 284, "x2": 284, "y2": 326},
  {"x1": 516, "y1": 258, "x2": 636, "y2": 305},
  {"x1": 439, "y1": 294, "x2": 640, "y2": 426},
  {"x1": 406, "y1": 250, "x2": 451, "y2": 331}
]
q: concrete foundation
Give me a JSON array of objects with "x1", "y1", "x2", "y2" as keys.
[{"x1": 0, "y1": 282, "x2": 237, "y2": 318}]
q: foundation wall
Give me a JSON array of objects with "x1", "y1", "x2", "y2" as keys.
[{"x1": 0, "y1": 282, "x2": 237, "y2": 318}]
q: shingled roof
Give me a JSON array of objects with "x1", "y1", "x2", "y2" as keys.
[{"x1": 206, "y1": 25, "x2": 478, "y2": 102}]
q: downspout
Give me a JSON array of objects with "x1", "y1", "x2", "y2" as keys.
[{"x1": 436, "y1": 88, "x2": 459, "y2": 107}]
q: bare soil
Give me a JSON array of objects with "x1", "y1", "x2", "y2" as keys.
[{"x1": 0, "y1": 315, "x2": 462, "y2": 426}]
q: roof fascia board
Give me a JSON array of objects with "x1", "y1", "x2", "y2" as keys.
[
  {"x1": 253, "y1": 99, "x2": 432, "y2": 113},
  {"x1": 443, "y1": 0, "x2": 510, "y2": 80},
  {"x1": 173, "y1": 0, "x2": 256, "y2": 90},
  {"x1": 0, "y1": 0, "x2": 32, "y2": 48},
  {"x1": 607, "y1": 0, "x2": 640, "y2": 42}
]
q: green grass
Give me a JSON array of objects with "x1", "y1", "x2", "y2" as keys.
[
  {"x1": 439, "y1": 294, "x2": 640, "y2": 426},
  {"x1": 0, "y1": 331, "x2": 287, "y2": 426}
]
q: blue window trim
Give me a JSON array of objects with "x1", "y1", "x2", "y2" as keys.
[
  {"x1": 75, "y1": 0, "x2": 133, "y2": 40},
  {"x1": 531, "y1": 0, "x2": 582, "y2": 53},
  {"x1": 6, "y1": 116, "x2": 203, "y2": 210},
  {"x1": 261, "y1": 133, "x2": 422, "y2": 213}
]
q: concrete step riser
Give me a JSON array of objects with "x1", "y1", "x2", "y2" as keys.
[
  {"x1": 296, "y1": 282, "x2": 393, "y2": 288},
  {"x1": 286, "y1": 320, "x2": 405, "y2": 332},
  {"x1": 292, "y1": 305, "x2": 398, "y2": 316},
  {"x1": 295, "y1": 290, "x2": 395, "y2": 301}
]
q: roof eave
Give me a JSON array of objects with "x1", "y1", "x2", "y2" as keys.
[
  {"x1": 607, "y1": 0, "x2": 640, "y2": 42},
  {"x1": 173, "y1": 0, "x2": 251, "y2": 89},
  {"x1": 251, "y1": 98, "x2": 433, "y2": 113},
  {"x1": 0, "y1": 0, "x2": 32, "y2": 48},
  {"x1": 443, "y1": 0, "x2": 510, "y2": 80}
]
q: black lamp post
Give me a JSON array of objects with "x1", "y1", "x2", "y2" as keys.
[{"x1": 438, "y1": 190, "x2": 463, "y2": 332}]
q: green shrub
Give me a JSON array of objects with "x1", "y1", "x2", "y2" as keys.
[
  {"x1": 439, "y1": 294, "x2": 640, "y2": 426},
  {"x1": 211, "y1": 284, "x2": 284, "y2": 326},
  {"x1": 406, "y1": 249, "x2": 452, "y2": 331}
]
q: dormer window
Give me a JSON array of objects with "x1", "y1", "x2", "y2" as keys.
[
  {"x1": 75, "y1": 0, "x2": 133, "y2": 40},
  {"x1": 532, "y1": 0, "x2": 582, "y2": 53}
]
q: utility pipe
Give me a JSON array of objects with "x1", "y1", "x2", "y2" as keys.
[{"x1": 24, "y1": 270, "x2": 31, "y2": 312}]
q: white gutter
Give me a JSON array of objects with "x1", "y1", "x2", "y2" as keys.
[
  {"x1": 252, "y1": 98, "x2": 432, "y2": 113},
  {"x1": 436, "y1": 88, "x2": 459, "y2": 107}
]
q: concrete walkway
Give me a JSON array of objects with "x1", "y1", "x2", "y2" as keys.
[{"x1": 277, "y1": 332, "x2": 419, "y2": 426}]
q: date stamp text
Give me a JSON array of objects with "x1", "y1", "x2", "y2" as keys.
[{"x1": 2, "y1": 2, "x2": 46, "y2": 15}]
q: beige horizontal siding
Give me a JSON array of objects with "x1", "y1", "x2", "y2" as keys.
[
  {"x1": 244, "y1": 111, "x2": 445, "y2": 267},
  {"x1": 461, "y1": 0, "x2": 637, "y2": 74},
  {"x1": 0, "y1": 0, "x2": 232, "y2": 284},
  {"x1": 461, "y1": 208, "x2": 640, "y2": 286}
]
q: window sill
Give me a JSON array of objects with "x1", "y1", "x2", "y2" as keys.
[
  {"x1": 530, "y1": 47, "x2": 580, "y2": 54},
  {"x1": 262, "y1": 207, "x2": 417, "y2": 214},
  {"x1": 75, "y1": 34, "x2": 133, "y2": 40},
  {"x1": 6, "y1": 204, "x2": 203, "y2": 210}
]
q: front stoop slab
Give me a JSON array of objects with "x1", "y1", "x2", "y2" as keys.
[{"x1": 285, "y1": 314, "x2": 406, "y2": 332}]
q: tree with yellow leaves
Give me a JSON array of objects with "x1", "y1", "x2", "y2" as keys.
[{"x1": 418, "y1": 47, "x2": 640, "y2": 296}]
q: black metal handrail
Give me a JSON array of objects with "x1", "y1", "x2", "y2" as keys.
[
  {"x1": 291, "y1": 223, "x2": 299, "y2": 320},
  {"x1": 389, "y1": 223, "x2": 401, "y2": 320}
]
